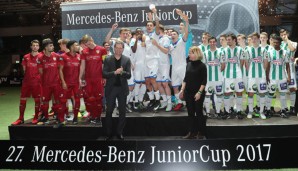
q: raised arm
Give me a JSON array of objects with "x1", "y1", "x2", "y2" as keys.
[
  {"x1": 105, "y1": 23, "x2": 118, "y2": 44},
  {"x1": 176, "y1": 9, "x2": 189, "y2": 42}
]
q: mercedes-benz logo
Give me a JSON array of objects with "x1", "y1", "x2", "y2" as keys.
[{"x1": 206, "y1": 1, "x2": 259, "y2": 39}]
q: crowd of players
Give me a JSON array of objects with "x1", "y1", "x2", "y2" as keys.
[{"x1": 11, "y1": 6, "x2": 298, "y2": 128}]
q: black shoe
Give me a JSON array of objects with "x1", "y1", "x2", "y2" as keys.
[
  {"x1": 245, "y1": 105, "x2": 249, "y2": 114},
  {"x1": 137, "y1": 102, "x2": 146, "y2": 112},
  {"x1": 265, "y1": 109, "x2": 272, "y2": 118},
  {"x1": 90, "y1": 118, "x2": 102, "y2": 126},
  {"x1": 227, "y1": 109, "x2": 236, "y2": 119},
  {"x1": 73, "y1": 117, "x2": 78, "y2": 125},
  {"x1": 53, "y1": 121, "x2": 65, "y2": 128},
  {"x1": 236, "y1": 111, "x2": 244, "y2": 119},
  {"x1": 105, "y1": 136, "x2": 113, "y2": 141},
  {"x1": 288, "y1": 106, "x2": 296, "y2": 116},
  {"x1": 133, "y1": 102, "x2": 139, "y2": 111},
  {"x1": 280, "y1": 110, "x2": 288, "y2": 118},
  {"x1": 207, "y1": 113, "x2": 217, "y2": 119},
  {"x1": 126, "y1": 105, "x2": 132, "y2": 113},
  {"x1": 38, "y1": 117, "x2": 49, "y2": 125},
  {"x1": 153, "y1": 100, "x2": 160, "y2": 111},
  {"x1": 220, "y1": 111, "x2": 228, "y2": 120},
  {"x1": 117, "y1": 134, "x2": 124, "y2": 140},
  {"x1": 147, "y1": 100, "x2": 155, "y2": 109},
  {"x1": 254, "y1": 106, "x2": 260, "y2": 114}
]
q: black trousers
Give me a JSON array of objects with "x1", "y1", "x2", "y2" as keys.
[
  {"x1": 185, "y1": 91, "x2": 207, "y2": 135},
  {"x1": 105, "y1": 86, "x2": 127, "y2": 136}
]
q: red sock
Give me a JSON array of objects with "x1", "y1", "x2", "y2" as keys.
[
  {"x1": 73, "y1": 98, "x2": 80, "y2": 118},
  {"x1": 96, "y1": 99, "x2": 102, "y2": 118},
  {"x1": 57, "y1": 104, "x2": 65, "y2": 122},
  {"x1": 19, "y1": 100, "x2": 26, "y2": 120},
  {"x1": 42, "y1": 103, "x2": 49, "y2": 119},
  {"x1": 34, "y1": 98, "x2": 41, "y2": 119}
]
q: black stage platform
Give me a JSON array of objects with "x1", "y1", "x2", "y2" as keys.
[{"x1": 9, "y1": 110, "x2": 298, "y2": 140}]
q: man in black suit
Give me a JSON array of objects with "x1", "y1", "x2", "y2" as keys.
[{"x1": 103, "y1": 40, "x2": 131, "y2": 140}]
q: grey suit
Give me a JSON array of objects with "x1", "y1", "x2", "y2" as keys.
[{"x1": 103, "y1": 55, "x2": 131, "y2": 137}]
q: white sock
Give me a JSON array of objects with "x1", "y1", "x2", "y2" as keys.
[
  {"x1": 266, "y1": 93, "x2": 272, "y2": 109},
  {"x1": 280, "y1": 93, "x2": 287, "y2": 110},
  {"x1": 216, "y1": 95, "x2": 223, "y2": 113},
  {"x1": 147, "y1": 90, "x2": 154, "y2": 100},
  {"x1": 130, "y1": 89, "x2": 135, "y2": 102},
  {"x1": 224, "y1": 95, "x2": 231, "y2": 113},
  {"x1": 248, "y1": 96, "x2": 254, "y2": 113},
  {"x1": 167, "y1": 95, "x2": 172, "y2": 104},
  {"x1": 175, "y1": 93, "x2": 182, "y2": 104},
  {"x1": 139, "y1": 84, "x2": 146, "y2": 102},
  {"x1": 259, "y1": 96, "x2": 265, "y2": 113},
  {"x1": 236, "y1": 96, "x2": 243, "y2": 112},
  {"x1": 161, "y1": 94, "x2": 167, "y2": 102},
  {"x1": 134, "y1": 84, "x2": 140, "y2": 103},
  {"x1": 204, "y1": 96, "x2": 211, "y2": 113},
  {"x1": 290, "y1": 92, "x2": 296, "y2": 107},
  {"x1": 127, "y1": 91, "x2": 132, "y2": 104},
  {"x1": 154, "y1": 90, "x2": 160, "y2": 100}
]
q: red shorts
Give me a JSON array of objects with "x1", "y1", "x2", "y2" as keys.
[
  {"x1": 84, "y1": 79, "x2": 103, "y2": 98},
  {"x1": 42, "y1": 85, "x2": 62, "y2": 101},
  {"x1": 20, "y1": 84, "x2": 41, "y2": 98},
  {"x1": 61, "y1": 84, "x2": 80, "y2": 99}
]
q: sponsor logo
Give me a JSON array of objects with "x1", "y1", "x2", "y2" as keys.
[
  {"x1": 280, "y1": 82, "x2": 288, "y2": 90},
  {"x1": 260, "y1": 83, "x2": 267, "y2": 91},
  {"x1": 272, "y1": 59, "x2": 283, "y2": 66},
  {"x1": 252, "y1": 84, "x2": 257, "y2": 91},
  {"x1": 207, "y1": 59, "x2": 220, "y2": 66},
  {"x1": 96, "y1": 50, "x2": 100, "y2": 54},
  {"x1": 230, "y1": 83, "x2": 235, "y2": 90},
  {"x1": 270, "y1": 85, "x2": 276, "y2": 91},
  {"x1": 208, "y1": 87, "x2": 214, "y2": 93},
  {"x1": 238, "y1": 82, "x2": 244, "y2": 89},
  {"x1": 228, "y1": 57, "x2": 238, "y2": 64},
  {"x1": 216, "y1": 85, "x2": 222, "y2": 92},
  {"x1": 252, "y1": 56, "x2": 262, "y2": 63}
]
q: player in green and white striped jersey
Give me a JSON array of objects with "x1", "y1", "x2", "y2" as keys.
[
  {"x1": 221, "y1": 33, "x2": 245, "y2": 119},
  {"x1": 280, "y1": 29, "x2": 297, "y2": 115},
  {"x1": 245, "y1": 32, "x2": 268, "y2": 120},
  {"x1": 198, "y1": 32, "x2": 210, "y2": 53},
  {"x1": 202, "y1": 37, "x2": 225, "y2": 118},
  {"x1": 266, "y1": 35, "x2": 291, "y2": 118}
]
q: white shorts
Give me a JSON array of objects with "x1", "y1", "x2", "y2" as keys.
[
  {"x1": 171, "y1": 67, "x2": 186, "y2": 87},
  {"x1": 157, "y1": 64, "x2": 170, "y2": 82},
  {"x1": 247, "y1": 78, "x2": 267, "y2": 94},
  {"x1": 224, "y1": 78, "x2": 245, "y2": 93},
  {"x1": 243, "y1": 75, "x2": 248, "y2": 91},
  {"x1": 288, "y1": 73, "x2": 297, "y2": 89},
  {"x1": 134, "y1": 63, "x2": 145, "y2": 83},
  {"x1": 144, "y1": 59, "x2": 158, "y2": 78},
  {"x1": 205, "y1": 81, "x2": 223, "y2": 95},
  {"x1": 128, "y1": 69, "x2": 135, "y2": 86},
  {"x1": 268, "y1": 79, "x2": 288, "y2": 94}
]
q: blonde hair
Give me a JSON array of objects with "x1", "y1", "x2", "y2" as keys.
[
  {"x1": 189, "y1": 46, "x2": 203, "y2": 61},
  {"x1": 58, "y1": 38, "x2": 70, "y2": 45},
  {"x1": 80, "y1": 34, "x2": 94, "y2": 44}
]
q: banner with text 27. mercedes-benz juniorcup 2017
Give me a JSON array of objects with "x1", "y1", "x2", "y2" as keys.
[{"x1": 61, "y1": 0, "x2": 259, "y2": 45}]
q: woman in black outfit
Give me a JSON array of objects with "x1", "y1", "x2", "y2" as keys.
[{"x1": 180, "y1": 46, "x2": 207, "y2": 139}]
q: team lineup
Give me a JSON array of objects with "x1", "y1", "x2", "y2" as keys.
[{"x1": 11, "y1": 6, "x2": 298, "y2": 133}]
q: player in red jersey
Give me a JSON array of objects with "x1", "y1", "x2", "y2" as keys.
[
  {"x1": 38, "y1": 38, "x2": 64, "y2": 127},
  {"x1": 79, "y1": 35, "x2": 107, "y2": 125},
  {"x1": 59, "y1": 40, "x2": 81, "y2": 124},
  {"x1": 12, "y1": 40, "x2": 43, "y2": 125}
]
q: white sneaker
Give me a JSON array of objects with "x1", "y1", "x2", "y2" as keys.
[
  {"x1": 247, "y1": 113, "x2": 253, "y2": 119},
  {"x1": 166, "y1": 103, "x2": 172, "y2": 112},
  {"x1": 159, "y1": 101, "x2": 168, "y2": 109},
  {"x1": 260, "y1": 113, "x2": 266, "y2": 120}
]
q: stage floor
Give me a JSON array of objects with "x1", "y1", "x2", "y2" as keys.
[{"x1": 9, "y1": 109, "x2": 298, "y2": 140}]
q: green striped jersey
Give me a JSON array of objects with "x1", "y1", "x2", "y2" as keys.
[
  {"x1": 198, "y1": 44, "x2": 210, "y2": 53},
  {"x1": 241, "y1": 46, "x2": 249, "y2": 78},
  {"x1": 281, "y1": 41, "x2": 297, "y2": 75},
  {"x1": 245, "y1": 46, "x2": 268, "y2": 78},
  {"x1": 203, "y1": 48, "x2": 224, "y2": 82},
  {"x1": 267, "y1": 49, "x2": 289, "y2": 80},
  {"x1": 221, "y1": 46, "x2": 244, "y2": 79}
]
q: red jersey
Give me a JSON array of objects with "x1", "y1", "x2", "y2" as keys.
[
  {"x1": 22, "y1": 52, "x2": 43, "y2": 86},
  {"x1": 81, "y1": 45, "x2": 107, "y2": 80},
  {"x1": 38, "y1": 52, "x2": 61, "y2": 87},
  {"x1": 59, "y1": 52, "x2": 81, "y2": 85}
]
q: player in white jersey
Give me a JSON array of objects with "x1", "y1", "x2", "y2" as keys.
[
  {"x1": 144, "y1": 8, "x2": 162, "y2": 111},
  {"x1": 219, "y1": 34, "x2": 228, "y2": 51},
  {"x1": 280, "y1": 29, "x2": 297, "y2": 115},
  {"x1": 131, "y1": 28, "x2": 147, "y2": 111},
  {"x1": 202, "y1": 37, "x2": 225, "y2": 118},
  {"x1": 221, "y1": 33, "x2": 245, "y2": 119},
  {"x1": 152, "y1": 24, "x2": 172, "y2": 111},
  {"x1": 245, "y1": 32, "x2": 268, "y2": 119},
  {"x1": 105, "y1": 25, "x2": 135, "y2": 113},
  {"x1": 169, "y1": 9, "x2": 189, "y2": 111},
  {"x1": 266, "y1": 35, "x2": 291, "y2": 118}
]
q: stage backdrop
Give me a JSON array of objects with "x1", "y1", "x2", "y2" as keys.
[{"x1": 61, "y1": 0, "x2": 259, "y2": 45}]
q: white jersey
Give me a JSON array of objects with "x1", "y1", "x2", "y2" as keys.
[
  {"x1": 198, "y1": 44, "x2": 210, "y2": 53},
  {"x1": 130, "y1": 38, "x2": 146, "y2": 65},
  {"x1": 158, "y1": 35, "x2": 170, "y2": 66},
  {"x1": 267, "y1": 49, "x2": 289, "y2": 80},
  {"x1": 222, "y1": 46, "x2": 245, "y2": 79},
  {"x1": 245, "y1": 46, "x2": 268, "y2": 79},
  {"x1": 145, "y1": 31, "x2": 159, "y2": 67},
  {"x1": 203, "y1": 48, "x2": 224, "y2": 82},
  {"x1": 169, "y1": 38, "x2": 187, "y2": 69},
  {"x1": 281, "y1": 41, "x2": 297, "y2": 77}
]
